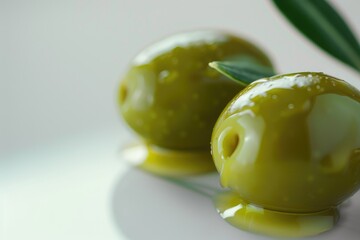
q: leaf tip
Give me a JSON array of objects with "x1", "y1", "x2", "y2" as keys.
[{"x1": 208, "y1": 61, "x2": 219, "y2": 69}]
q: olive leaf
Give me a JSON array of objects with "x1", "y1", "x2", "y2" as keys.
[
  {"x1": 209, "y1": 58, "x2": 276, "y2": 86},
  {"x1": 272, "y1": 0, "x2": 360, "y2": 73}
]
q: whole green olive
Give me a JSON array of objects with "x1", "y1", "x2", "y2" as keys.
[
  {"x1": 212, "y1": 72, "x2": 360, "y2": 213},
  {"x1": 118, "y1": 30, "x2": 273, "y2": 150}
]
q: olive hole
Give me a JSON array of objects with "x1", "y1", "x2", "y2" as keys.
[
  {"x1": 222, "y1": 131, "x2": 239, "y2": 159},
  {"x1": 119, "y1": 85, "x2": 128, "y2": 104}
]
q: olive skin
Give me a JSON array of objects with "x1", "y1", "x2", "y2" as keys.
[
  {"x1": 211, "y1": 72, "x2": 360, "y2": 213},
  {"x1": 119, "y1": 30, "x2": 273, "y2": 150}
]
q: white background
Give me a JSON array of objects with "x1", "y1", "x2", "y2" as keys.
[
  {"x1": 1, "y1": 0, "x2": 360, "y2": 240},
  {"x1": 2, "y1": 0, "x2": 360, "y2": 154}
]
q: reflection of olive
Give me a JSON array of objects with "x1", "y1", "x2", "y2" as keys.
[
  {"x1": 118, "y1": 30, "x2": 273, "y2": 150},
  {"x1": 212, "y1": 72, "x2": 360, "y2": 213}
]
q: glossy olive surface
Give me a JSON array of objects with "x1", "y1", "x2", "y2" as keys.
[
  {"x1": 119, "y1": 30, "x2": 273, "y2": 150},
  {"x1": 212, "y1": 72, "x2": 360, "y2": 213}
]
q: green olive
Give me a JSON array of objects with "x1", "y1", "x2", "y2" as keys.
[
  {"x1": 118, "y1": 30, "x2": 273, "y2": 150},
  {"x1": 212, "y1": 72, "x2": 360, "y2": 213}
]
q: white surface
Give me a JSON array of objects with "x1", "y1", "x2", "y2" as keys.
[
  {"x1": 2, "y1": 0, "x2": 360, "y2": 239},
  {"x1": 2, "y1": 129, "x2": 360, "y2": 240},
  {"x1": 0, "y1": 129, "x2": 130, "y2": 240}
]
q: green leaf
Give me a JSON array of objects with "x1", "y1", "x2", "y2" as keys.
[
  {"x1": 209, "y1": 58, "x2": 276, "y2": 86},
  {"x1": 272, "y1": 0, "x2": 360, "y2": 72}
]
